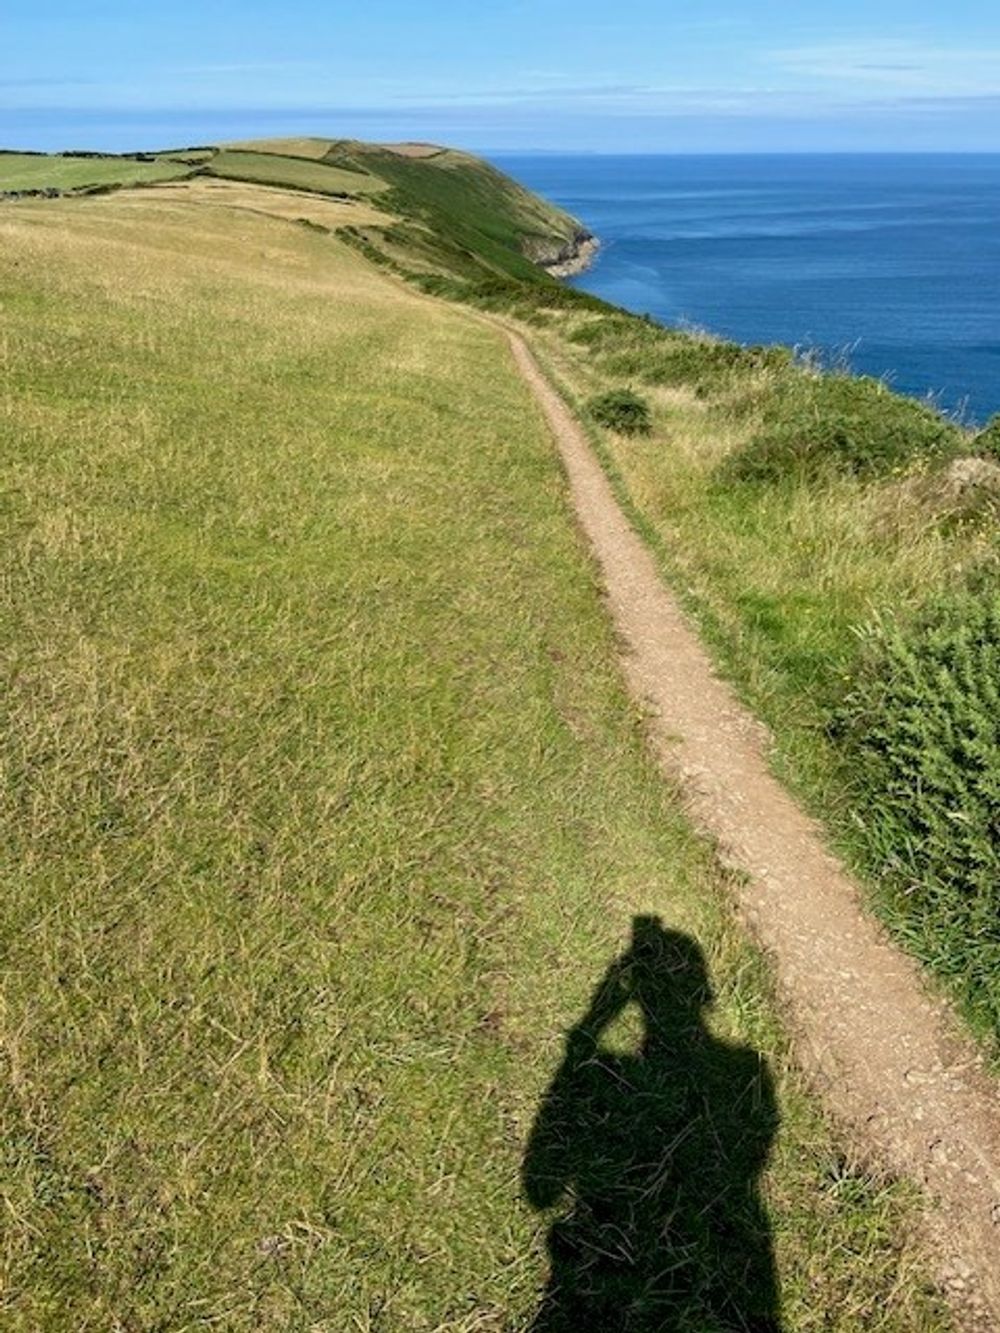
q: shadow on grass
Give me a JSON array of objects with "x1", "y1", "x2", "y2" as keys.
[{"x1": 523, "y1": 917, "x2": 782, "y2": 1332}]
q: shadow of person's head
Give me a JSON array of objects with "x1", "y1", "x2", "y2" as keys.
[
  {"x1": 636, "y1": 916, "x2": 714, "y2": 1058},
  {"x1": 576, "y1": 915, "x2": 715, "y2": 1058}
]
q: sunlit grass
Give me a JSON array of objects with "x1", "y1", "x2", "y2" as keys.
[
  {"x1": 0, "y1": 193, "x2": 951, "y2": 1329},
  {"x1": 206, "y1": 149, "x2": 386, "y2": 196},
  {"x1": 0, "y1": 152, "x2": 190, "y2": 192},
  {"x1": 527, "y1": 306, "x2": 998, "y2": 1045}
]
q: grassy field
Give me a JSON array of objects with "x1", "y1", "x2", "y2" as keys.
[
  {"x1": 226, "y1": 137, "x2": 339, "y2": 160},
  {"x1": 0, "y1": 188, "x2": 955, "y2": 1330},
  {"x1": 205, "y1": 148, "x2": 386, "y2": 196},
  {"x1": 0, "y1": 137, "x2": 585, "y2": 295},
  {"x1": 0, "y1": 153, "x2": 191, "y2": 192},
  {"x1": 148, "y1": 177, "x2": 395, "y2": 229},
  {"x1": 289, "y1": 144, "x2": 1000, "y2": 1060},
  {"x1": 514, "y1": 304, "x2": 1000, "y2": 1046}
]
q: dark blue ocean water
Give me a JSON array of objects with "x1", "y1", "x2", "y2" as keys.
[{"x1": 493, "y1": 154, "x2": 1000, "y2": 425}]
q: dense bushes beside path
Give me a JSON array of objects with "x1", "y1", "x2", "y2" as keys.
[{"x1": 835, "y1": 588, "x2": 1000, "y2": 1031}]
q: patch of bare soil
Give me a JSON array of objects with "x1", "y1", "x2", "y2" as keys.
[{"x1": 509, "y1": 331, "x2": 1000, "y2": 1328}]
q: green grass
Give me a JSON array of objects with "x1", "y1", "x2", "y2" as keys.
[
  {"x1": 0, "y1": 137, "x2": 586, "y2": 296},
  {"x1": 331, "y1": 143, "x2": 582, "y2": 283},
  {"x1": 522, "y1": 299, "x2": 1000, "y2": 1051},
  {"x1": 205, "y1": 148, "x2": 385, "y2": 196},
  {"x1": 226, "y1": 137, "x2": 338, "y2": 160},
  {"x1": 834, "y1": 588, "x2": 1000, "y2": 1023},
  {"x1": 0, "y1": 192, "x2": 951, "y2": 1329},
  {"x1": 0, "y1": 153, "x2": 191, "y2": 192},
  {"x1": 974, "y1": 413, "x2": 1000, "y2": 458}
]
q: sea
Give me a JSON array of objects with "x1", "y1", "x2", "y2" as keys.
[{"x1": 493, "y1": 154, "x2": 1000, "y2": 426}]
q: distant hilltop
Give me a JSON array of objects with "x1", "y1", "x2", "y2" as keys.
[{"x1": 0, "y1": 136, "x2": 597, "y2": 279}]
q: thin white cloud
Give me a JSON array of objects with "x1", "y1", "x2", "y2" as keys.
[
  {"x1": 768, "y1": 40, "x2": 1000, "y2": 96},
  {"x1": 175, "y1": 61, "x2": 328, "y2": 76}
]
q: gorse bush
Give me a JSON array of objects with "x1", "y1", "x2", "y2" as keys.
[
  {"x1": 835, "y1": 588, "x2": 1000, "y2": 1029},
  {"x1": 974, "y1": 413, "x2": 1000, "y2": 460},
  {"x1": 725, "y1": 373, "x2": 959, "y2": 483},
  {"x1": 588, "y1": 388, "x2": 653, "y2": 436}
]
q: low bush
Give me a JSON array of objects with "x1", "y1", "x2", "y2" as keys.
[
  {"x1": 588, "y1": 388, "x2": 653, "y2": 436},
  {"x1": 568, "y1": 314, "x2": 650, "y2": 349},
  {"x1": 973, "y1": 413, "x2": 1000, "y2": 460},
  {"x1": 835, "y1": 587, "x2": 1000, "y2": 1029},
  {"x1": 725, "y1": 373, "x2": 959, "y2": 483}
]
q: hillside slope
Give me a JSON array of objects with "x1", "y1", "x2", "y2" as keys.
[
  {"x1": 0, "y1": 177, "x2": 950, "y2": 1328},
  {"x1": 0, "y1": 137, "x2": 591, "y2": 278}
]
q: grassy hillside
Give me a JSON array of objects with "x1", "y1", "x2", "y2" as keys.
[
  {"x1": 0, "y1": 138, "x2": 585, "y2": 284},
  {"x1": 271, "y1": 144, "x2": 1000, "y2": 1052},
  {"x1": 204, "y1": 148, "x2": 387, "y2": 196},
  {"x1": 501, "y1": 291, "x2": 1000, "y2": 1051},
  {"x1": 0, "y1": 185, "x2": 950, "y2": 1329},
  {"x1": 332, "y1": 141, "x2": 585, "y2": 275}
]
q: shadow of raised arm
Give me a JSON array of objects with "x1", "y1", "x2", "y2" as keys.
[{"x1": 522, "y1": 956, "x2": 632, "y2": 1210}]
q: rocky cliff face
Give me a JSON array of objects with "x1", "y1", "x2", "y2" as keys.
[{"x1": 534, "y1": 228, "x2": 600, "y2": 278}]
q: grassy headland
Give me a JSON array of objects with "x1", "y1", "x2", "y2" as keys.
[
  {"x1": 0, "y1": 140, "x2": 585, "y2": 276},
  {"x1": 0, "y1": 143, "x2": 961, "y2": 1328}
]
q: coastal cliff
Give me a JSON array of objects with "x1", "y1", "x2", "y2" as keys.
[{"x1": 539, "y1": 228, "x2": 600, "y2": 277}]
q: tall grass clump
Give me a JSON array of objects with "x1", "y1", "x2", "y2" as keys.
[
  {"x1": 568, "y1": 315, "x2": 791, "y2": 397},
  {"x1": 836, "y1": 588, "x2": 1000, "y2": 1033},
  {"x1": 726, "y1": 373, "x2": 960, "y2": 483}
]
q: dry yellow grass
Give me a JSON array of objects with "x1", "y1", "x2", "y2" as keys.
[
  {"x1": 226, "y1": 137, "x2": 337, "y2": 159},
  {"x1": 147, "y1": 176, "x2": 396, "y2": 229},
  {"x1": 381, "y1": 142, "x2": 445, "y2": 159},
  {"x1": 0, "y1": 188, "x2": 952, "y2": 1331}
]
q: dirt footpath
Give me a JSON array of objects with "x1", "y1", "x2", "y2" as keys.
[{"x1": 509, "y1": 331, "x2": 1000, "y2": 1327}]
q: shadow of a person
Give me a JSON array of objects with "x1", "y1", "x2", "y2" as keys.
[{"x1": 523, "y1": 917, "x2": 782, "y2": 1332}]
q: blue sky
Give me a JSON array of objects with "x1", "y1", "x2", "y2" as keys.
[{"x1": 3, "y1": 0, "x2": 1000, "y2": 152}]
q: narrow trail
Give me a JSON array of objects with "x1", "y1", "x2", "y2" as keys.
[{"x1": 507, "y1": 331, "x2": 1000, "y2": 1326}]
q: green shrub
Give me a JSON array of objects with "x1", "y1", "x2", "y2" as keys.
[
  {"x1": 726, "y1": 373, "x2": 959, "y2": 483},
  {"x1": 588, "y1": 388, "x2": 653, "y2": 436},
  {"x1": 615, "y1": 339, "x2": 790, "y2": 396},
  {"x1": 568, "y1": 314, "x2": 649, "y2": 349},
  {"x1": 835, "y1": 588, "x2": 1000, "y2": 1028},
  {"x1": 568, "y1": 317, "x2": 791, "y2": 397},
  {"x1": 973, "y1": 413, "x2": 1000, "y2": 460}
]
